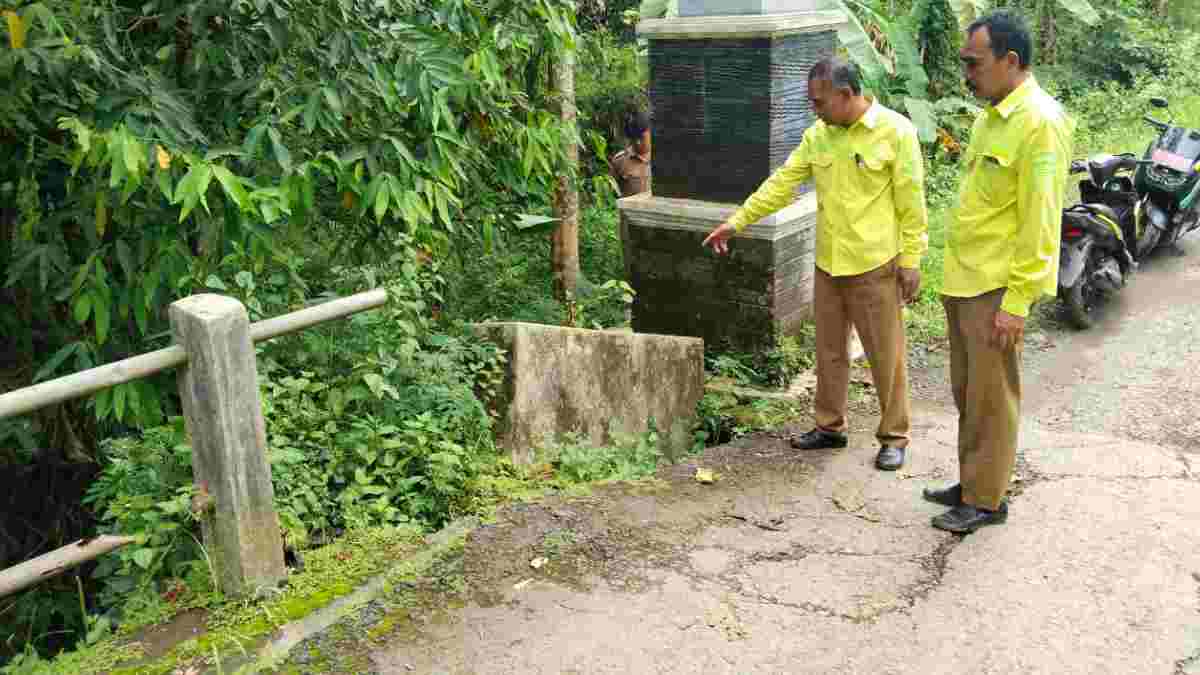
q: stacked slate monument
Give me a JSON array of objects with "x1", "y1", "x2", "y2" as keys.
[{"x1": 620, "y1": 1, "x2": 845, "y2": 350}]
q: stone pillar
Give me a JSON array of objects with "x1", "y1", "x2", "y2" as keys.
[
  {"x1": 170, "y1": 294, "x2": 285, "y2": 597},
  {"x1": 622, "y1": 5, "x2": 844, "y2": 352}
]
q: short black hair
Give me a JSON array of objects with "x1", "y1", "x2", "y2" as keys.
[
  {"x1": 968, "y1": 10, "x2": 1034, "y2": 69},
  {"x1": 808, "y1": 57, "x2": 862, "y2": 96},
  {"x1": 624, "y1": 109, "x2": 650, "y2": 140}
]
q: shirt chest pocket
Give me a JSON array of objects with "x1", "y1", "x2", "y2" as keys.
[
  {"x1": 810, "y1": 153, "x2": 836, "y2": 208},
  {"x1": 965, "y1": 147, "x2": 1017, "y2": 208},
  {"x1": 855, "y1": 147, "x2": 894, "y2": 193}
]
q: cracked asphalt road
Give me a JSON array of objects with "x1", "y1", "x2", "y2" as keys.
[{"x1": 354, "y1": 238, "x2": 1200, "y2": 674}]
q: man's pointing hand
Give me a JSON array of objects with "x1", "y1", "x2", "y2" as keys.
[{"x1": 702, "y1": 222, "x2": 738, "y2": 255}]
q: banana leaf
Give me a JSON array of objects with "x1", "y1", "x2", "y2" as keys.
[
  {"x1": 949, "y1": 0, "x2": 1099, "y2": 28},
  {"x1": 637, "y1": 0, "x2": 678, "y2": 20},
  {"x1": 1054, "y1": 0, "x2": 1100, "y2": 26},
  {"x1": 903, "y1": 97, "x2": 938, "y2": 144},
  {"x1": 832, "y1": 0, "x2": 892, "y2": 83}
]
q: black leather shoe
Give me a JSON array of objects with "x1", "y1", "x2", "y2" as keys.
[
  {"x1": 931, "y1": 503, "x2": 1008, "y2": 534},
  {"x1": 922, "y1": 483, "x2": 962, "y2": 507},
  {"x1": 789, "y1": 428, "x2": 848, "y2": 450},
  {"x1": 874, "y1": 445, "x2": 906, "y2": 471}
]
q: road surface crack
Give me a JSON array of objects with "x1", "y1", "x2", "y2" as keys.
[
  {"x1": 744, "y1": 593, "x2": 858, "y2": 622},
  {"x1": 1174, "y1": 573, "x2": 1200, "y2": 674}
]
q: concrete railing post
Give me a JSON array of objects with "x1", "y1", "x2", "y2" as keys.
[{"x1": 169, "y1": 294, "x2": 285, "y2": 597}]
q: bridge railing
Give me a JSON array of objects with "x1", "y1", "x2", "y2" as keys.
[{"x1": 0, "y1": 289, "x2": 388, "y2": 599}]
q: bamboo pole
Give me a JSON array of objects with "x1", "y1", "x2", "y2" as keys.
[
  {"x1": 0, "y1": 346, "x2": 188, "y2": 422},
  {"x1": 0, "y1": 536, "x2": 136, "y2": 599},
  {"x1": 0, "y1": 289, "x2": 389, "y2": 421},
  {"x1": 250, "y1": 288, "x2": 387, "y2": 342}
]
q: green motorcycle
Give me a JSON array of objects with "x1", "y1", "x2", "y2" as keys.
[{"x1": 1133, "y1": 97, "x2": 1200, "y2": 257}]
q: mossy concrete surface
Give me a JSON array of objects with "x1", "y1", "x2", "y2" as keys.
[{"x1": 476, "y1": 322, "x2": 704, "y2": 463}]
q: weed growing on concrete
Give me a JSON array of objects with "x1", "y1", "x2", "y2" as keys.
[{"x1": 536, "y1": 429, "x2": 662, "y2": 484}]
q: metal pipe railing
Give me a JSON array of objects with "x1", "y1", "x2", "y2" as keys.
[
  {"x1": 0, "y1": 288, "x2": 390, "y2": 599},
  {"x1": 0, "y1": 289, "x2": 388, "y2": 421}
]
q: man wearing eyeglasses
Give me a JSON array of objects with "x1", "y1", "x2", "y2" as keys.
[{"x1": 703, "y1": 56, "x2": 929, "y2": 473}]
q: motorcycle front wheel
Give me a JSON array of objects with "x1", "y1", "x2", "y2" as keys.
[
  {"x1": 1135, "y1": 203, "x2": 1164, "y2": 260},
  {"x1": 1062, "y1": 255, "x2": 1099, "y2": 330}
]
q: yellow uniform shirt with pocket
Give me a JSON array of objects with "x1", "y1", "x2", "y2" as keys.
[
  {"x1": 943, "y1": 76, "x2": 1076, "y2": 318},
  {"x1": 728, "y1": 102, "x2": 929, "y2": 276}
]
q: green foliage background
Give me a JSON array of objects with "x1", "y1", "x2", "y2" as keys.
[{"x1": 0, "y1": 0, "x2": 1197, "y2": 669}]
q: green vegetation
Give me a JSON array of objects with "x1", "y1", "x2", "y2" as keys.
[{"x1": 1, "y1": 0, "x2": 1197, "y2": 672}]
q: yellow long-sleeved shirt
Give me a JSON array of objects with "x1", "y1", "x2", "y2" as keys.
[
  {"x1": 728, "y1": 101, "x2": 929, "y2": 276},
  {"x1": 943, "y1": 76, "x2": 1076, "y2": 317}
]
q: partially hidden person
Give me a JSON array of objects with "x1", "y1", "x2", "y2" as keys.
[{"x1": 609, "y1": 109, "x2": 651, "y2": 198}]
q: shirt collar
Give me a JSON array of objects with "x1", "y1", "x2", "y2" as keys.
[
  {"x1": 992, "y1": 75, "x2": 1038, "y2": 119},
  {"x1": 853, "y1": 98, "x2": 881, "y2": 130}
]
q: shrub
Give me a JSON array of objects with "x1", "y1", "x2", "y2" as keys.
[
  {"x1": 537, "y1": 428, "x2": 662, "y2": 483},
  {"x1": 82, "y1": 424, "x2": 207, "y2": 617}
]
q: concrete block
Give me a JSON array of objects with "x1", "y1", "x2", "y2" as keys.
[
  {"x1": 619, "y1": 193, "x2": 817, "y2": 351},
  {"x1": 170, "y1": 294, "x2": 285, "y2": 597},
  {"x1": 639, "y1": 9, "x2": 846, "y2": 40},
  {"x1": 474, "y1": 323, "x2": 704, "y2": 465}
]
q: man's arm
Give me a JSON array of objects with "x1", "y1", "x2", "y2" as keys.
[
  {"x1": 728, "y1": 133, "x2": 815, "y2": 232},
  {"x1": 1001, "y1": 119, "x2": 1066, "y2": 318},
  {"x1": 893, "y1": 124, "x2": 929, "y2": 269}
]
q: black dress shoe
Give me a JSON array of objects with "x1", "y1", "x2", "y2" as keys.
[
  {"x1": 922, "y1": 483, "x2": 962, "y2": 507},
  {"x1": 931, "y1": 503, "x2": 1008, "y2": 534},
  {"x1": 874, "y1": 445, "x2": 906, "y2": 471},
  {"x1": 789, "y1": 428, "x2": 848, "y2": 450}
]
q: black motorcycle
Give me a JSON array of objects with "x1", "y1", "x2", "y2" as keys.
[
  {"x1": 1057, "y1": 155, "x2": 1139, "y2": 329},
  {"x1": 1133, "y1": 97, "x2": 1200, "y2": 256}
]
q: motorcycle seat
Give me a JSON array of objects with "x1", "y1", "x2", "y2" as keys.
[
  {"x1": 1088, "y1": 154, "x2": 1138, "y2": 176},
  {"x1": 1079, "y1": 203, "x2": 1122, "y2": 225}
]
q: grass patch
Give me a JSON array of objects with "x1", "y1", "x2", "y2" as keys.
[
  {"x1": 27, "y1": 427, "x2": 671, "y2": 675},
  {"x1": 0, "y1": 527, "x2": 431, "y2": 675}
]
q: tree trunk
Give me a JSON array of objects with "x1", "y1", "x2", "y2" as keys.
[
  {"x1": 550, "y1": 47, "x2": 580, "y2": 306},
  {"x1": 1039, "y1": 0, "x2": 1057, "y2": 65}
]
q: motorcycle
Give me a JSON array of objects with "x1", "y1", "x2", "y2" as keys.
[
  {"x1": 1132, "y1": 97, "x2": 1200, "y2": 257},
  {"x1": 1057, "y1": 155, "x2": 1139, "y2": 329}
]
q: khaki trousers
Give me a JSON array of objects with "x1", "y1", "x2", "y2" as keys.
[
  {"x1": 942, "y1": 290, "x2": 1021, "y2": 510},
  {"x1": 813, "y1": 258, "x2": 910, "y2": 449}
]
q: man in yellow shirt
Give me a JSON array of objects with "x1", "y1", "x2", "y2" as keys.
[
  {"x1": 923, "y1": 11, "x2": 1074, "y2": 533},
  {"x1": 703, "y1": 57, "x2": 929, "y2": 472}
]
